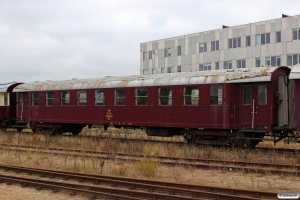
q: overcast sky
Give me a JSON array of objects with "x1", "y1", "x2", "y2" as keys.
[{"x1": 1, "y1": 0, "x2": 299, "y2": 83}]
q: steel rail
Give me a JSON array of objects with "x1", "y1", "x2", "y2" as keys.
[
  {"x1": 1, "y1": 143, "x2": 299, "y2": 172},
  {"x1": 0, "y1": 164, "x2": 277, "y2": 199}
]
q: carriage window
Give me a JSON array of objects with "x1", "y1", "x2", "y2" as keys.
[
  {"x1": 135, "y1": 88, "x2": 148, "y2": 105},
  {"x1": 243, "y1": 85, "x2": 252, "y2": 105},
  {"x1": 46, "y1": 92, "x2": 54, "y2": 105},
  {"x1": 19, "y1": 93, "x2": 28, "y2": 106},
  {"x1": 210, "y1": 86, "x2": 222, "y2": 105},
  {"x1": 258, "y1": 85, "x2": 267, "y2": 105},
  {"x1": 95, "y1": 90, "x2": 105, "y2": 105},
  {"x1": 77, "y1": 91, "x2": 87, "y2": 105},
  {"x1": 184, "y1": 87, "x2": 199, "y2": 105},
  {"x1": 4, "y1": 93, "x2": 8, "y2": 106},
  {"x1": 61, "y1": 91, "x2": 70, "y2": 105},
  {"x1": 32, "y1": 92, "x2": 39, "y2": 106},
  {"x1": 114, "y1": 89, "x2": 126, "y2": 105},
  {"x1": 158, "y1": 88, "x2": 172, "y2": 105}
]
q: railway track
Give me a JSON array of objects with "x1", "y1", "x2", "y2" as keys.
[
  {"x1": 0, "y1": 143, "x2": 299, "y2": 176},
  {"x1": 0, "y1": 164, "x2": 277, "y2": 199}
]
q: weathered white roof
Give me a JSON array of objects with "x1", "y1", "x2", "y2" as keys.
[
  {"x1": 0, "y1": 82, "x2": 19, "y2": 92},
  {"x1": 14, "y1": 66, "x2": 278, "y2": 92},
  {"x1": 289, "y1": 64, "x2": 300, "y2": 79}
]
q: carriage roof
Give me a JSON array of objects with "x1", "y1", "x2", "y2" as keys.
[{"x1": 14, "y1": 66, "x2": 280, "y2": 92}]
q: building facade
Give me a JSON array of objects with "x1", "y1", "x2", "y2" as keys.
[{"x1": 140, "y1": 14, "x2": 300, "y2": 75}]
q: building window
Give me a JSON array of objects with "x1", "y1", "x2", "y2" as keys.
[
  {"x1": 276, "y1": 31, "x2": 281, "y2": 43},
  {"x1": 164, "y1": 48, "x2": 171, "y2": 57},
  {"x1": 77, "y1": 91, "x2": 87, "y2": 105},
  {"x1": 168, "y1": 67, "x2": 175, "y2": 73},
  {"x1": 199, "y1": 43, "x2": 207, "y2": 53},
  {"x1": 177, "y1": 66, "x2": 181, "y2": 72},
  {"x1": 215, "y1": 62, "x2": 219, "y2": 70},
  {"x1": 224, "y1": 61, "x2": 232, "y2": 69},
  {"x1": 158, "y1": 88, "x2": 172, "y2": 105},
  {"x1": 237, "y1": 59, "x2": 246, "y2": 68},
  {"x1": 292, "y1": 28, "x2": 300, "y2": 40},
  {"x1": 19, "y1": 93, "x2": 28, "y2": 106},
  {"x1": 143, "y1": 52, "x2": 146, "y2": 60},
  {"x1": 152, "y1": 69, "x2": 156, "y2": 74},
  {"x1": 149, "y1": 50, "x2": 155, "y2": 59},
  {"x1": 114, "y1": 89, "x2": 126, "y2": 105},
  {"x1": 265, "y1": 56, "x2": 281, "y2": 66},
  {"x1": 161, "y1": 68, "x2": 165, "y2": 73},
  {"x1": 32, "y1": 92, "x2": 39, "y2": 106},
  {"x1": 61, "y1": 91, "x2": 70, "y2": 105},
  {"x1": 256, "y1": 58, "x2": 260, "y2": 67},
  {"x1": 246, "y1": 36, "x2": 251, "y2": 47},
  {"x1": 143, "y1": 69, "x2": 149, "y2": 75},
  {"x1": 46, "y1": 92, "x2": 54, "y2": 106},
  {"x1": 135, "y1": 88, "x2": 148, "y2": 105},
  {"x1": 287, "y1": 54, "x2": 300, "y2": 66},
  {"x1": 228, "y1": 37, "x2": 241, "y2": 48},
  {"x1": 256, "y1": 33, "x2": 270, "y2": 45},
  {"x1": 183, "y1": 86, "x2": 199, "y2": 105},
  {"x1": 199, "y1": 63, "x2": 211, "y2": 71},
  {"x1": 4, "y1": 94, "x2": 8, "y2": 106},
  {"x1": 211, "y1": 41, "x2": 219, "y2": 51},
  {"x1": 95, "y1": 90, "x2": 105, "y2": 105},
  {"x1": 177, "y1": 46, "x2": 181, "y2": 56},
  {"x1": 210, "y1": 86, "x2": 222, "y2": 105},
  {"x1": 258, "y1": 85, "x2": 267, "y2": 105},
  {"x1": 243, "y1": 85, "x2": 252, "y2": 105}
]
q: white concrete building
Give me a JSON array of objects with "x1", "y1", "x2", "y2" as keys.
[{"x1": 140, "y1": 14, "x2": 300, "y2": 75}]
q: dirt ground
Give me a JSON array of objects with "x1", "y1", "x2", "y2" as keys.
[{"x1": 0, "y1": 130, "x2": 299, "y2": 199}]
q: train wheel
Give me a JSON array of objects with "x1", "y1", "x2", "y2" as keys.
[{"x1": 16, "y1": 128, "x2": 23, "y2": 133}]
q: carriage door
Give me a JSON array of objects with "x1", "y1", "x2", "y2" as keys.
[
  {"x1": 241, "y1": 84, "x2": 268, "y2": 129},
  {"x1": 18, "y1": 92, "x2": 29, "y2": 120}
]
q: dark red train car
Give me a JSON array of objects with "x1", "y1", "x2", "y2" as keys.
[
  {"x1": 0, "y1": 82, "x2": 22, "y2": 129},
  {"x1": 12, "y1": 66, "x2": 297, "y2": 146}
]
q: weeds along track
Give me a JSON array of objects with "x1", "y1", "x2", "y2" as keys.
[
  {"x1": 0, "y1": 164, "x2": 277, "y2": 199},
  {"x1": 0, "y1": 143, "x2": 299, "y2": 176},
  {"x1": 63, "y1": 134, "x2": 300, "y2": 154}
]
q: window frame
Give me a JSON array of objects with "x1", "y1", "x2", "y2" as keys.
[
  {"x1": 177, "y1": 46, "x2": 181, "y2": 56},
  {"x1": 46, "y1": 92, "x2": 54, "y2": 106},
  {"x1": 95, "y1": 90, "x2": 105, "y2": 105},
  {"x1": 158, "y1": 87, "x2": 172, "y2": 105},
  {"x1": 77, "y1": 90, "x2": 87, "y2": 106},
  {"x1": 256, "y1": 33, "x2": 270, "y2": 45},
  {"x1": 149, "y1": 50, "x2": 155, "y2": 60},
  {"x1": 243, "y1": 85, "x2": 252, "y2": 105},
  {"x1": 61, "y1": 91, "x2": 70, "y2": 106},
  {"x1": 211, "y1": 40, "x2": 219, "y2": 51},
  {"x1": 177, "y1": 66, "x2": 181, "y2": 72},
  {"x1": 228, "y1": 37, "x2": 241, "y2": 49},
  {"x1": 237, "y1": 59, "x2": 246, "y2": 68},
  {"x1": 135, "y1": 88, "x2": 148, "y2": 105},
  {"x1": 276, "y1": 31, "x2": 281, "y2": 43},
  {"x1": 199, "y1": 42, "x2": 207, "y2": 53},
  {"x1": 114, "y1": 89, "x2": 126, "y2": 105},
  {"x1": 224, "y1": 61, "x2": 232, "y2": 69},
  {"x1": 32, "y1": 92, "x2": 39, "y2": 106},
  {"x1": 210, "y1": 85, "x2": 223, "y2": 105},
  {"x1": 258, "y1": 85, "x2": 267, "y2": 105},
  {"x1": 164, "y1": 48, "x2": 171, "y2": 57},
  {"x1": 183, "y1": 86, "x2": 199, "y2": 105},
  {"x1": 199, "y1": 63, "x2": 211, "y2": 71},
  {"x1": 246, "y1": 35, "x2": 251, "y2": 47},
  {"x1": 255, "y1": 58, "x2": 260, "y2": 67},
  {"x1": 143, "y1": 69, "x2": 149, "y2": 75}
]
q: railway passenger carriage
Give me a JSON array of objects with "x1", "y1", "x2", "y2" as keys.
[
  {"x1": 0, "y1": 82, "x2": 22, "y2": 130},
  {"x1": 9, "y1": 65, "x2": 299, "y2": 147}
]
